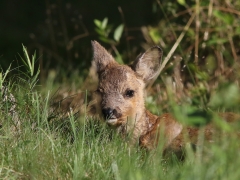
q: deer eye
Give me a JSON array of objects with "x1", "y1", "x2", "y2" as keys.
[
  {"x1": 125, "y1": 89, "x2": 135, "y2": 98},
  {"x1": 96, "y1": 88, "x2": 103, "y2": 94}
]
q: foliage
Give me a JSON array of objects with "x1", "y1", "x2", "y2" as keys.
[
  {"x1": 0, "y1": 62, "x2": 240, "y2": 179},
  {"x1": 18, "y1": 45, "x2": 40, "y2": 91},
  {"x1": 94, "y1": 17, "x2": 124, "y2": 44},
  {"x1": 94, "y1": 17, "x2": 124, "y2": 64},
  {"x1": 0, "y1": 64, "x2": 11, "y2": 91},
  {"x1": 1, "y1": 0, "x2": 240, "y2": 179}
]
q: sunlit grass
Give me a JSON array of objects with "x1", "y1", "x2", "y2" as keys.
[
  {"x1": 1, "y1": 75, "x2": 240, "y2": 179},
  {"x1": 1, "y1": 0, "x2": 240, "y2": 176}
]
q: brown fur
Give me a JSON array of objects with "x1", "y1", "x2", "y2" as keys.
[{"x1": 91, "y1": 41, "x2": 240, "y2": 156}]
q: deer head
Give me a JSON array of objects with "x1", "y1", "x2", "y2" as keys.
[{"x1": 91, "y1": 41, "x2": 163, "y2": 134}]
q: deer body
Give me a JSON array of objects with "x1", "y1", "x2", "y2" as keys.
[{"x1": 91, "y1": 41, "x2": 239, "y2": 155}]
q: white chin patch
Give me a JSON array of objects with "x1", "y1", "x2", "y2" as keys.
[{"x1": 106, "y1": 119, "x2": 118, "y2": 125}]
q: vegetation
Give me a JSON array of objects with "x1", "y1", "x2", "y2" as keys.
[{"x1": 1, "y1": 0, "x2": 240, "y2": 179}]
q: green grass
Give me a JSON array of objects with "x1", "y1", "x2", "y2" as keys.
[
  {"x1": 1, "y1": 61, "x2": 240, "y2": 179},
  {"x1": 1, "y1": 93, "x2": 240, "y2": 179},
  {"x1": 1, "y1": 1, "x2": 240, "y2": 176}
]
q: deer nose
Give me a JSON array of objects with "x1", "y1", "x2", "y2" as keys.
[{"x1": 102, "y1": 108, "x2": 114, "y2": 119}]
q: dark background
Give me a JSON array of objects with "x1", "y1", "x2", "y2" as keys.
[
  {"x1": 0, "y1": 0, "x2": 157, "y2": 73},
  {"x1": 1, "y1": 0, "x2": 239, "y2": 87}
]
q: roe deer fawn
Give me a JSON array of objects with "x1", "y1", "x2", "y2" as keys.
[{"x1": 91, "y1": 40, "x2": 240, "y2": 157}]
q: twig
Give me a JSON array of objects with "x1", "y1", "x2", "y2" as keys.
[
  {"x1": 118, "y1": 6, "x2": 131, "y2": 60},
  {"x1": 159, "y1": 13, "x2": 196, "y2": 75},
  {"x1": 169, "y1": 6, "x2": 240, "y2": 20},
  {"x1": 203, "y1": 0, "x2": 213, "y2": 41},
  {"x1": 67, "y1": 16, "x2": 89, "y2": 50},
  {"x1": 156, "y1": 0, "x2": 177, "y2": 41},
  {"x1": 67, "y1": 32, "x2": 89, "y2": 50},
  {"x1": 194, "y1": 0, "x2": 200, "y2": 64},
  {"x1": 147, "y1": 12, "x2": 196, "y2": 89},
  {"x1": 228, "y1": 34, "x2": 238, "y2": 61}
]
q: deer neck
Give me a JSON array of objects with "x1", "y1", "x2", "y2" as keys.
[{"x1": 125, "y1": 109, "x2": 159, "y2": 144}]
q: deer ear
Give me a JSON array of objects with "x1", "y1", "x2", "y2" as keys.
[
  {"x1": 132, "y1": 46, "x2": 163, "y2": 81},
  {"x1": 91, "y1": 40, "x2": 117, "y2": 73}
]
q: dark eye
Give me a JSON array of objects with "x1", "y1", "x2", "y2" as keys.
[
  {"x1": 96, "y1": 88, "x2": 103, "y2": 94},
  {"x1": 125, "y1": 89, "x2": 135, "y2": 98}
]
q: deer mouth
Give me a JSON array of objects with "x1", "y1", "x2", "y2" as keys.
[
  {"x1": 106, "y1": 118, "x2": 118, "y2": 125},
  {"x1": 102, "y1": 108, "x2": 122, "y2": 126},
  {"x1": 106, "y1": 117, "x2": 128, "y2": 127}
]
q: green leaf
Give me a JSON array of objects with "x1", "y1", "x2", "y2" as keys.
[
  {"x1": 205, "y1": 55, "x2": 217, "y2": 74},
  {"x1": 235, "y1": 26, "x2": 240, "y2": 34},
  {"x1": 115, "y1": 53, "x2": 123, "y2": 64},
  {"x1": 213, "y1": 10, "x2": 234, "y2": 25},
  {"x1": 206, "y1": 38, "x2": 228, "y2": 46},
  {"x1": 0, "y1": 64, "x2": 11, "y2": 89},
  {"x1": 187, "y1": 28, "x2": 195, "y2": 38},
  {"x1": 99, "y1": 36, "x2": 112, "y2": 44},
  {"x1": 209, "y1": 83, "x2": 239, "y2": 108},
  {"x1": 177, "y1": 0, "x2": 186, "y2": 6},
  {"x1": 149, "y1": 28, "x2": 161, "y2": 44},
  {"x1": 94, "y1": 19, "x2": 102, "y2": 28},
  {"x1": 113, "y1": 24, "x2": 124, "y2": 42},
  {"x1": 195, "y1": 71, "x2": 209, "y2": 81},
  {"x1": 95, "y1": 28, "x2": 105, "y2": 36},
  {"x1": 173, "y1": 105, "x2": 212, "y2": 127},
  {"x1": 101, "y1": 17, "x2": 108, "y2": 29}
]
